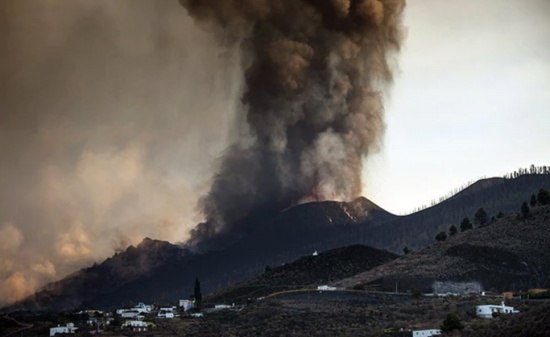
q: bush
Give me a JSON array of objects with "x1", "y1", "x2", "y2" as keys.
[
  {"x1": 537, "y1": 189, "x2": 550, "y2": 205},
  {"x1": 440, "y1": 313, "x2": 464, "y2": 332},
  {"x1": 435, "y1": 231, "x2": 447, "y2": 242}
]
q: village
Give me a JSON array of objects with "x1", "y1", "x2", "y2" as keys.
[{"x1": 41, "y1": 285, "x2": 539, "y2": 337}]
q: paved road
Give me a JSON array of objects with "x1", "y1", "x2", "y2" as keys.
[{"x1": 268, "y1": 289, "x2": 412, "y2": 304}]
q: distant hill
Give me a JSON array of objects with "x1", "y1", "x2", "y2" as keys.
[
  {"x1": 356, "y1": 174, "x2": 550, "y2": 252},
  {"x1": 206, "y1": 245, "x2": 398, "y2": 305},
  {"x1": 5, "y1": 173, "x2": 550, "y2": 311},
  {"x1": 7, "y1": 238, "x2": 194, "y2": 310},
  {"x1": 336, "y1": 204, "x2": 550, "y2": 293},
  {"x1": 7, "y1": 198, "x2": 389, "y2": 311}
]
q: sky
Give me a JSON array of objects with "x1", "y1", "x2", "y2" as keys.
[
  {"x1": 0, "y1": 0, "x2": 549, "y2": 305},
  {"x1": 364, "y1": 0, "x2": 550, "y2": 214}
]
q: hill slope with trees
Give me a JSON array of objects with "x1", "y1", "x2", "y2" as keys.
[
  {"x1": 205, "y1": 244, "x2": 398, "y2": 305},
  {"x1": 5, "y1": 172, "x2": 550, "y2": 311},
  {"x1": 337, "y1": 204, "x2": 550, "y2": 293}
]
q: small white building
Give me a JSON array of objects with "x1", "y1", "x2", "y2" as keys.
[
  {"x1": 123, "y1": 320, "x2": 147, "y2": 327},
  {"x1": 179, "y1": 299, "x2": 195, "y2": 311},
  {"x1": 50, "y1": 323, "x2": 78, "y2": 337},
  {"x1": 119, "y1": 310, "x2": 141, "y2": 318},
  {"x1": 122, "y1": 320, "x2": 149, "y2": 332},
  {"x1": 412, "y1": 329, "x2": 441, "y2": 337},
  {"x1": 117, "y1": 303, "x2": 152, "y2": 316},
  {"x1": 214, "y1": 304, "x2": 233, "y2": 310},
  {"x1": 476, "y1": 301, "x2": 519, "y2": 318},
  {"x1": 157, "y1": 308, "x2": 175, "y2": 318},
  {"x1": 317, "y1": 285, "x2": 337, "y2": 291},
  {"x1": 133, "y1": 302, "x2": 152, "y2": 313}
]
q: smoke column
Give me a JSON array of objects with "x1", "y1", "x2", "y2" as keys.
[
  {"x1": 181, "y1": 0, "x2": 407, "y2": 250},
  {"x1": 0, "y1": 0, "x2": 242, "y2": 306}
]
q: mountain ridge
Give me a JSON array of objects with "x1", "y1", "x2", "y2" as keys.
[{"x1": 5, "y1": 173, "x2": 550, "y2": 311}]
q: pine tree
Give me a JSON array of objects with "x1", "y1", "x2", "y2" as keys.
[
  {"x1": 537, "y1": 189, "x2": 550, "y2": 205},
  {"x1": 521, "y1": 201, "x2": 530, "y2": 218},
  {"x1": 449, "y1": 225, "x2": 457, "y2": 236},
  {"x1": 474, "y1": 208, "x2": 488, "y2": 227},
  {"x1": 530, "y1": 194, "x2": 537, "y2": 207},
  {"x1": 412, "y1": 289, "x2": 423, "y2": 305},
  {"x1": 194, "y1": 277, "x2": 203, "y2": 310},
  {"x1": 435, "y1": 231, "x2": 447, "y2": 242},
  {"x1": 460, "y1": 217, "x2": 473, "y2": 232}
]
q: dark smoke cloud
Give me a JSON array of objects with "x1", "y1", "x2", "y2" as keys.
[
  {"x1": 181, "y1": 0, "x2": 407, "y2": 250},
  {"x1": 0, "y1": 0, "x2": 242, "y2": 306}
]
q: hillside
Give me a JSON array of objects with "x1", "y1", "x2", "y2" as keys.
[
  {"x1": 356, "y1": 174, "x2": 550, "y2": 252},
  {"x1": 206, "y1": 245, "x2": 398, "y2": 304},
  {"x1": 336, "y1": 204, "x2": 550, "y2": 293},
  {"x1": 7, "y1": 198, "x2": 389, "y2": 311},
  {"x1": 6, "y1": 174, "x2": 550, "y2": 311},
  {"x1": 8, "y1": 238, "x2": 194, "y2": 310}
]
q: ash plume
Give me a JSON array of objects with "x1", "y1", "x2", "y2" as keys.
[
  {"x1": 181, "y1": 0, "x2": 407, "y2": 250},
  {"x1": 0, "y1": 0, "x2": 240, "y2": 306}
]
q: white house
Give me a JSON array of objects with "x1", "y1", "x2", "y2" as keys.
[
  {"x1": 179, "y1": 299, "x2": 195, "y2": 311},
  {"x1": 122, "y1": 320, "x2": 149, "y2": 332},
  {"x1": 119, "y1": 310, "x2": 142, "y2": 319},
  {"x1": 123, "y1": 320, "x2": 147, "y2": 327},
  {"x1": 50, "y1": 323, "x2": 78, "y2": 337},
  {"x1": 133, "y1": 303, "x2": 152, "y2": 313},
  {"x1": 317, "y1": 285, "x2": 337, "y2": 291},
  {"x1": 476, "y1": 301, "x2": 519, "y2": 318},
  {"x1": 117, "y1": 303, "x2": 152, "y2": 316},
  {"x1": 412, "y1": 329, "x2": 441, "y2": 337},
  {"x1": 157, "y1": 308, "x2": 175, "y2": 318}
]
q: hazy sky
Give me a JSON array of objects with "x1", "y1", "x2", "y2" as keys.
[
  {"x1": 0, "y1": 0, "x2": 549, "y2": 305},
  {"x1": 364, "y1": 0, "x2": 550, "y2": 214}
]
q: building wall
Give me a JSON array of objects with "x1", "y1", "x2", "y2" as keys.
[
  {"x1": 413, "y1": 329, "x2": 441, "y2": 337},
  {"x1": 433, "y1": 281, "x2": 482, "y2": 294}
]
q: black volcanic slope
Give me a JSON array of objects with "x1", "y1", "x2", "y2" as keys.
[
  {"x1": 6, "y1": 174, "x2": 550, "y2": 311},
  {"x1": 8, "y1": 198, "x2": 390, "y2": 311},
  {"x1": 7, "y1": 238, "x2": 195, "y2": 310},
  {"x1": 206, "y1": 245, "x2": 398, "y2": 304},
  {"x1": 337, "y1": 204, "x2": 550, "y2": 293}
]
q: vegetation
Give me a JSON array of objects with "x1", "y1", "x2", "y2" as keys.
[
  {"x1": 435, "y1": 231, "x2": 447, "y2": 242},
  {"x1": 460, "y1": 217, "x2": 473, "y2": 232},
  {"x1": 409, "y1": 164, "x2": 550, "y2": 213},
  {"x1": 440, "y1": 313, "x2": 463, "y2": 332},
  {"x1": 449, "y1": 225, "x2": 457, "y2": 236},
  {"x1": 530, "y1": 194, "x2": 537, "y2": 207},
  {"x1": 411, "y1": 289, "x2": 423, "y2": 305},
  {"x1": 521, "y1": 201, "x2": 530, "y2": 218},
  {"x1": 474, "y1": 208, "x2": 488, "y2": 227},
  {"x1": 538, "y1": 188, "x2": 550, "y2": 205},
  {"x1": 403, "y1": 246, "x2": 411, "y2": 255},
  {"x1": 503, "y1": 164, "x2": 550, "y2": 179},
  {"x1": 194, "y1": 277, "x2": 203, "y2": 310}
]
